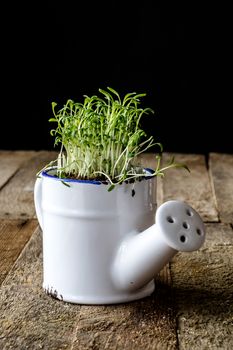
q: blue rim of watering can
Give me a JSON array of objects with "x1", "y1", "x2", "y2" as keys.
[{"x1": 42, "y1": 167, "x2": 154, "y2": 185}]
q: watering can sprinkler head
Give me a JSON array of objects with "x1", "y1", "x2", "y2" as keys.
[
  {"x1": 155, "y1": 200, "x2": 205, "y2": 252},
  {"x1": 112, "y1": 200, "x2": 206, "y2": 292}
]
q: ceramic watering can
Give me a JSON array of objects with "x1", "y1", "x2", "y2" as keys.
[{"x1": 34, "y1": 168, "x2": 205, "y2": 304}]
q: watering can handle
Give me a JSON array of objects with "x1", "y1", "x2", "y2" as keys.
[{"x1": 34, "y1": 177, "x2": 43, "y2": 230}]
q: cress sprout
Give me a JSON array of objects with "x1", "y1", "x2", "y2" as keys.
[{"x1": 45, "y1": 87, "x2": 189, "y2": 190}]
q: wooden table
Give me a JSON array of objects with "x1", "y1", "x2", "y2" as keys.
[{"x1": 0, "y1": 151, "x2": 232, "y2": 349}]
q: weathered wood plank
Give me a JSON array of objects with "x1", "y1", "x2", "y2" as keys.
[
  {"x1": 0, "y1": 219, "x2": 38, "y2": 285},
  {"x1": 0, "y1": 150, "x2": 56, "y2": 219},
  {"x1": 0, "y1": 151, "x2": 36, "y2": 190},
  {"x1": 171, "y1": 223, "x2": 233, "y2": 349},
  {"x1": 2, "y1": 151, "x2": 231, "y2": 349},
  {"x1": 161, "y1": 153, "x2": 219, "y2": 222},
  {"x1": 209, "y1": 153, "x2": 233, "y2": 224},
  {"x1": 0, "y1": 219, "x2": 177, "y2": 350},
  {"x1": 0, "y1": 227, "x2": 81, "y2": 350},
  {"x1": 71, "y1": 283, "x2": 177, "y2": 350}
]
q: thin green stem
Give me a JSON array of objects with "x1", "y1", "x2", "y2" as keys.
[{"x1": 44, "y1": 87, "x2": 189, "y2": 186}]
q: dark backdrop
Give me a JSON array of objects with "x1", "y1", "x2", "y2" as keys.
[{"x1": 1, "y1": 2, "x2": 232, "y2": 153}]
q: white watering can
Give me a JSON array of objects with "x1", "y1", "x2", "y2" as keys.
[{"x1": 34, "y1": 168, "x2": 205, "y2": 304}]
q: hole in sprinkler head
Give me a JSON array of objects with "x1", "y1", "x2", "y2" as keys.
[
  {"x1": 183, "y1": 222, "x2": 189, "y2": 229},
  {"x1": 180, "y1": 235, "x2": 186, "y2": 243},
  {"x1": 167, "y1": 216, "x2": 174, "y2": 223},
  {"x1": 196, "y1": 228, "x2": 202, "y2": 235},
  {"x1": 186, "y1": 209, "x2": 193, "y2": 216}
]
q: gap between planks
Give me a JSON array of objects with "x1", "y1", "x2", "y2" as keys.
[
  {"x1": 0, "y1": 219, "x2": 38, "y2": 285},
  {"x1": 209, "y1": 153, "x2": 233, "y2": 224},
  {"x1": 0, "y1": 151, "x2": 37, "y2": 190}
]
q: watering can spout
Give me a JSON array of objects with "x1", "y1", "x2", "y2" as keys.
[{"x1": 112, "y1": 200, "x2": 206, "y2": 292}]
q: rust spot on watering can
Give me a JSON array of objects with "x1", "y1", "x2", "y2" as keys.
[{"x1": 44, "y1": 286, "x2": 63, "y2": 301}]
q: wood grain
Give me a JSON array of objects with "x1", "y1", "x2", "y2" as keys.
[
  {"x1": 0, "y1": 219, "x2": 38, "y2": 285},
  {"x1": 71, "y1": 287, "x2": 177, "y2": 349},
  {"x1": 160, "y1": 153, "x2": 219, "y2": 222},
  {"x1": 171, "y1": 223, "x2": 233, "y2": 349},
  {"x1": 0, "y1": 151, "x2": 36, "y2": 190},
  {"x1": 0, "y1": 228, "x2": 82, "y2": 350},
  {"x1": 0, "y1": 151, "x2": 232, "y2": 349},
  {"x1": 209, "y1": 153, "x2": 233, "y2": 223},
  {"x1": 0, "y1": 150, "x2": 56, "y2": 219},
  {"x1": 0, "y1": 228, "x2": 177, "y2": 350}
]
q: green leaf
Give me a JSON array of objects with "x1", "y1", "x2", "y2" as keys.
[
  {"x1": 51, "y1": 102, "x2": 57, "y2": 115},
  {"x1": 41, "y1": 87, "x2": 189, "y2": 189},
  {"x1": 108, "y1": 184, "x2": 115, "y2": 192},
  {"x1": 173, "y1": 163, "x2": 190, "y2": 173},
  {"x1": 107, "y1": 87, "x2": 121, "y2": 102},
  {"x1": 61, "y1": 181, "x2": 71, "y2": 187}
]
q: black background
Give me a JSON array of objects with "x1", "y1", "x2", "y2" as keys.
[{"x1": 1, "y1": 2, "x2": 232, "y2": 153}]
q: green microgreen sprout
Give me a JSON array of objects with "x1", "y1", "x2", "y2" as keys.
[{"x1": 44, "y1": 87, "x2": 189, "y2": 189}]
